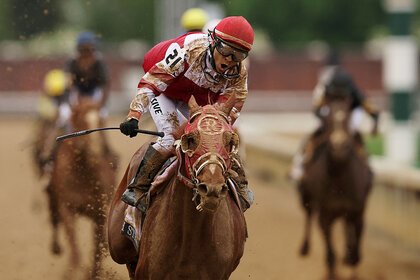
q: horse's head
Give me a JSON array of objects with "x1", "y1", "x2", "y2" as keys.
[
  {"x1": 177, "y1": 94, "x2": 239, "y2": 212},
  {"x1": 70, "y1": 96, "x2": 102, "y2": 131},
  {"x1": 324, "y1": 84, "x2": 353, "y2": 161}
]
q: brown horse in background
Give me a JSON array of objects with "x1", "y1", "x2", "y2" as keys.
[
  {"x1": 108, "y1": 94, "x2": 247, "y2": 280},
  {"x1": 48, "y1": 97, "x2": 117, "y2": 279},
  {"x1": 297, "y1": 91, "x2": 373, "y2": 279}
]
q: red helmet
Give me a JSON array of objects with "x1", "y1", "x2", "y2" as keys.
[{"x1": 214, "y1": 16, "x2": 254, "y2": 51}]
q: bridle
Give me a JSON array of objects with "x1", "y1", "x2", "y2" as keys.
[{"x1": 174, "y1": 106, "x2": 238, "y2": 211}]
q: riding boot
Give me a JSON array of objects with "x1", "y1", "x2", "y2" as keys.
[
  {"x1": 122, "y1": 144, "x2": 167, "y2": 212},
  {"x1": 229, "y1": 154, "x2": 254, "y2": 212}
]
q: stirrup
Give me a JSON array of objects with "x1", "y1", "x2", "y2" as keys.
[
  {"x1": 135, "y1": 194, "x2": 148, "y2": 213},
  {"x1": 121, "y1": 188, "x2": 140, "y2": 206},
  {"x1": 121, "y1": 188, "x2": 148, "y2": 213}
]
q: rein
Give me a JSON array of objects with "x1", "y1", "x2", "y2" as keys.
[{"x1": 175, "y1": 142, "x2": 203, "y2": 210}]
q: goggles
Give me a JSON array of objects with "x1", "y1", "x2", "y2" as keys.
[{"x1": 214, "y1": 39, "x2": 248, "y2": 62}]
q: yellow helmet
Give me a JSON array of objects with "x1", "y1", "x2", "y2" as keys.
[
  {"x1": 44, "y1": 69, "x2": 67, "y2": 96},
  {"x1": 181, "y1": 8, "x2": 208, "y2": 31}
]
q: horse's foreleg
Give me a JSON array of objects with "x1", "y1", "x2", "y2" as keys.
[
  {"x1": 60, "y1": 207, "x2": 81, "y2": 274},
  {"x1": 299, "y1": 191, "x2": 312, "y2": 256},
  {"x1": 344, "y1": 213, "x2": 363, "y2": 266},
  {"x1": 319, "y1": 212, "x2": 336, "y2": 279},
  {"x1": 46, "y1": 182, "x2": 61, "y2": 255},
  {"x1": 300, "y1": 197, "x2": 312, "y2": 256},
  {"x1": 91, "y1": 215, "x2": 106, "y2": 279}
]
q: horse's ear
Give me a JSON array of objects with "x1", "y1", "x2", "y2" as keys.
[
  {"x1": 220, "y1": 91, "x2": 237, "y2": 116},
  {"x1": 188, "y1": 95, "x2": 201, "y2": 115}
]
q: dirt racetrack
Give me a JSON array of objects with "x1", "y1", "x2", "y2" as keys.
[{"x1": 1, "y1": 116, "x2": 420, "y2": 280}]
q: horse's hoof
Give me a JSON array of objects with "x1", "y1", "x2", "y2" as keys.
[
  {"x1": 300, "y1": 241, "x2": 309, "y2": 256},
  {"x1": 52, "y1": 242, "x2": 61, "y2": 255},
  {"x1": 341, "y1": 265, "x2": 359, "y2": 280},
  {"x1": 325, "y1": 271, "x2": 337, "y2": 280},
  {"x1": 343, "y1": 253, "x2": 359, "y2": 266}
]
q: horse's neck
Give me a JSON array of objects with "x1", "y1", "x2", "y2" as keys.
[
  {"x1": 71, "y1": 115, "x2": 104, "y2": 156},
  {"x1": 65, "y1": 131, "x2": 104, "y2": 167},
  {"x1": 161, "y1": 176, "x2": 218, "y2": 232}
]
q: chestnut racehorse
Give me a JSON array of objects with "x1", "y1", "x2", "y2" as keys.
[
  {"x1": 107, "y1": 95, "x2": 247, "y2": 279},
  {"x1": 48, "y1": 97, "x2": 117, "y2": 279},
  {"x1": 297, "y1": 89, "x2": 373, "y2": 279}
]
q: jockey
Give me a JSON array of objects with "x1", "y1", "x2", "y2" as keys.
[
  {"x1": 181, "y1": 7, "x2": 208, "y2": 33},
  {"x1": 313, "y1": 67, "x2": 379, "y2": 135},
  {"x1": 120, "y1": 16, "x2": 254, "y2": 212},
  {"x1": 58, "y1": 31, "x2": 110, "y2": 128},
  {"x1": 290, "y1": 67, "x2": 379, "y2": 182}
]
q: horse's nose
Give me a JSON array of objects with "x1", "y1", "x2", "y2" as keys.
[{"x1": 198, "y1": 183, "x2": 228, "y2": 198}]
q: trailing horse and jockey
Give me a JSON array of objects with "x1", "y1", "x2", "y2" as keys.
[
  {"x1": 34, "y1": 31, "x2": 117, "y2": 180},
  {"x1": 290, "y1": 66, "x2": 379, "y2": 183},
  {"x1": 293, "y1": 66, "x2": 377, "y2": 279}
]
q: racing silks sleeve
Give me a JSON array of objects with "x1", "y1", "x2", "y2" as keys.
[{"x1": 127, "y1": 42, "x2": 187, "y2": 120}]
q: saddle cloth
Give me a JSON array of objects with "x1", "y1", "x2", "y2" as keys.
[{"x1": 121, "y1": 206, "x2": 143, "y2": 252}]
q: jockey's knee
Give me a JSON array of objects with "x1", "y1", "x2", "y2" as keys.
[
  {"x1": 153, "y1": 134, "x2": 175, "y2": 154},
  {"x1": 229, "y1": 154, "x2": 254, "y2": 211}
]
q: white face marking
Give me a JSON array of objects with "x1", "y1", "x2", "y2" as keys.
[
  {"x1": 209, "y1": 164, "x2": 216, "y2": 174},
  {"x1": 334, "y1": 110, "x2": 345, "y2": 122},
  {"x1": 209, "y1": 154, "x2": 219, "y2": 174}
]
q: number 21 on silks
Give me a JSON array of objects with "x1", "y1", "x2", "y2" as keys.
[{"x1": 163, "y1": 43, "x2": 185, "y2": 74}]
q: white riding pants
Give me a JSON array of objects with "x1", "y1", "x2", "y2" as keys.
[
  {"x1": 149, "y1": 94, "x2": 190, "y2": 152},
  {"x1": 57, "y1": 88, "x2": 107, "y2": 127},
  {"x1": 349, "y1": 107, "x2": 364, "y2": 133}
]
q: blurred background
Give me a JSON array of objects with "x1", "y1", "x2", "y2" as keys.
[{"x1": 1, "y1": 0, "x2": 420, "y2": 279}]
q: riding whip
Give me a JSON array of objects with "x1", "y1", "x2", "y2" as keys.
[{"x1": 56, "y1": 127, "x2": 164, "y2": 142}]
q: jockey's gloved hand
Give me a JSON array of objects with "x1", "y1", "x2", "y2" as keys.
[{"x1": 120, "y1": 118, "x2": 139, "y2": 138}]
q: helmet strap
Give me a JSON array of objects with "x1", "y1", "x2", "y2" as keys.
[
  {"x1": 205, "y1": 29, "x2": 241, "y2": 81},
  {"x1": 201, "y1": 49, "x2": 221, "y2": 84}
]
